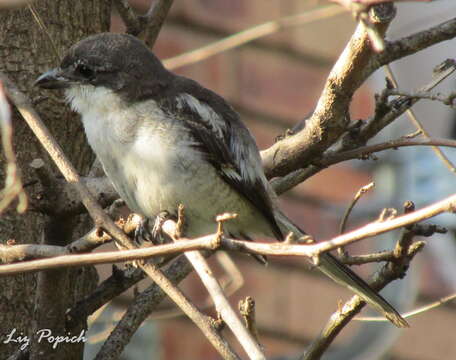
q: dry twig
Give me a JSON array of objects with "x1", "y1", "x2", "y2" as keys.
[
  {"x1": 0, "y1": 82, "x2": 27, "y2": 214},
  {"x1": 383, "y1": 64, "x2": 456, "y2": 174},
  {"x1": 270, "y1": 59, "x2": 456, "y2": 195},
  {"x1": 162, "y1": 212, "x2": 266, "y2": 360},
  {"x1": 338, "y1": 182, "x2": 375, "y2": 257},
  {"x1": 2, "y1": 192, "x2": 455, "y2": 276},
  {"x1": 163, "y1": 5, "x2": 345, "y2": 70},
  {"x1": 355, "y1": 292, "x2": 456, "y2": 322},
  {"x1": 1, "y1": 72, "x2": 238, "y2": 360},
  {"x1": 113, "y1": 0, "x2": 174, "y2": 47},
  {"x1": 301, "y1": 239, "x2": 424, "y2": 360},
  {"x1": 262, "y1": 13, "x2": 456, "y2": 180}
]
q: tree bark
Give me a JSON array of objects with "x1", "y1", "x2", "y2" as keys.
[{"x1": 0, "y1": 1, "x2": 111, "y2": 359}]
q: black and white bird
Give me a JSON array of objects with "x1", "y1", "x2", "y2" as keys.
[{"x1": 35, "y1": 33, "x2": 408, "y2": 328}]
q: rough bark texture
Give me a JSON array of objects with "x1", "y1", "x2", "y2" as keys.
[{"x1": 0, "y1": 1, "x2": 111, "y2": 359}]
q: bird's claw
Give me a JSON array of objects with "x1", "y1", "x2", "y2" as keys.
[
  {"x1": 151, "y1": 211, "x2": 174, "y2": 245},
  {"x1": 134, "y1": 217, "x2": 154, "y2": 244}
]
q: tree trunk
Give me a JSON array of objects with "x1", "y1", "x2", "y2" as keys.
[{"x1": 0, "y1": 1, "x2": 111, "y2": 359}]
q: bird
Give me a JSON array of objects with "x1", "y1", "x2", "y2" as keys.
[{"x1": 35, "y1": 32, "x2": 408, "y2": 328}]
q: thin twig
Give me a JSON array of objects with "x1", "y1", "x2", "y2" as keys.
[
  {"x1": 355, "y1": 292, "x2": 456, "y2": 322},
  {"x1": 163, "y1": 5, "x2": 345, "y2": 70},
  {"x1": 262, "y1": 13, "x2": 456, "y2": 180},
  {"x1": 339, "y1": 182, "x2": 375, "y2": 235},
  {"x1": 0, "y1": 81, "x2": 27, "y2": 214},
  {"x1": 147, "y1": 252, "x2": 245, "y2": 321},
  {"x1": 162, "y1": 214, "x2": 266, "y2": 360},
  {"x1": 95, "y1": 252, "x2": 239, "y2": 360},
  {"x1": 327, "y1": 138, "x2": 456, "y2": 164},
  {"x1": 385, "y1": 89, "x2": 456, "y2": 108},
  {"x1": 384, "y1": 64, "x2": 456, "y2": 174},
  {"x1": 271, "y1": 137, "x2": 456, "y2": 195},
  {"x1": 1, "y1": 72, "x2": 237, "y2": 360},
  {"x1": 271, "y1": 59, "x2": 456, "y2": 195},
  {"x1": 2, "y1": 192, "x2": 455, "y2": 275},
  {"x1": 66, "y1": 266, "x2": 146, "y2": 331},
  {"x1": 300, "y1": 238, "x2": 424, "y2": 360},
  {"x1": 142, "y1": 0, "x2": 174, "y2": 48},
  {"x1": 0, "y1": 238, "x2": 213, "y2": 276},
  {"x1": 112, "y1": 0, "x2": 142, "y2": 35},
  {"x1": 28, "y1": 4, "x2": 60, "y2": 62},
  {"x1": 340, "y1": 249, "x2": 396, "y2": 265},
  {"x1": 338, "y1": 182, "x2": 375, "y2": 256}
]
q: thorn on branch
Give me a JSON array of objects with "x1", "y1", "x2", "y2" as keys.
[
  {"x1": 284, "y1": 232, "x2": 296, "y2": 244},
  {"x1": 301, "y1": 235, "x2": 315, "y2": 244}
]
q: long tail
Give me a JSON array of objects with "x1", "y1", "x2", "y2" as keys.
[{"x1": 273, "y1": 210, "x2": 409, "y2": 328}]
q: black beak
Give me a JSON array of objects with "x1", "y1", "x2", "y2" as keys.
[{"x1": 34, "y1": 68, "x2": 70, "y2": 89}]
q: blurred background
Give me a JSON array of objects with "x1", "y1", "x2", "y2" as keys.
[{"x1": 85, "y1": 1, "x2": 456, "y2": 359}]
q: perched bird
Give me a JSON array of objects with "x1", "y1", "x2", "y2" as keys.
[{"x1": 35, "y1": 33, "x2": 408, "y2": 328}]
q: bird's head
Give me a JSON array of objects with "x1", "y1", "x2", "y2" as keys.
[{"x1": 35, "y1": 33, "x2": 170, "y2": 104}]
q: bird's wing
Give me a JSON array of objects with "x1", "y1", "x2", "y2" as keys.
[{"x1": 159, "y1": 78, "x2": 283, "y2": 240}]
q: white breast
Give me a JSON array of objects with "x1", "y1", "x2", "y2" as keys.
[{"x1": 65, "y1": 85, "x2": 272, "y2": 239}]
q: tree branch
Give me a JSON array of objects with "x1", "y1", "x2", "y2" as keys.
[
  {"x1": 162, "y1": 212, "x2": 265, "y2": 360},
  {"x1": 113, "y1": 0, "x2": 174, "y2": 47},
  {"x1": 0, "y1": 238, "x2": 214, "y2": 276},
  {"x1": 95, "y1": 254, "x2": 239, "y2": 360},
  {"x1": 383, "y1": 64, "x2": 456, "y2": 174},
  {"x1": 1, "y1": 72, "x2": 239, "y2": 360},
  {"x1": 375, "y1": 16, "x2": 456, "y2": 68},
  {"x1": 0, "y1": 81, "x2": 27, "y2": 214},
  {"x1": 112, "y1": 0, "x2": 143, "y2": 35},
  {"x1": 261, "y1": 3, "x2": 396, "y2": 179},
  {"x1": 262, "y1": 13, "x2": 456, "y2": 181},
  {"x1": 2, "y1": 193, "x2": 454, "y2": 276},
  {"x1": 301, "y1": 240, "x2": 423, "y2": 360},
  {"x1": 385, "y1": 88, "x2": 456, "y2": 108},
  {"x1": 141, "y1": 0, "x2": 174, "y2": 48}
]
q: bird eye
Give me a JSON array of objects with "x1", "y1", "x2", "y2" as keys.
[{"x1": 75, "y1": 63, "x2": 94, "y2": 79}]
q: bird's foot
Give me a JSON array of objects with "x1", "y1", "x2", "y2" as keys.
[
  {"x1": 134, "y1": 216, "x2": 154, "y2": 244},
  {"x1": 151, "y1": 211, "x2": 176, "y2": 244}
]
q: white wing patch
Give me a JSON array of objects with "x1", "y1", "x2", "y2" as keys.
[
  {"x1": 175, "y1": 92, "x2": 263, "y2": 186},
  {"x1": 176, "y1": 93, "x2": 226, "y2": 138}
]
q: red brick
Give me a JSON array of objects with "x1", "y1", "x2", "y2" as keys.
[
  {"x1": 292, "y1": 163, "x2": 372, "y2": 204},
  {"x1": 278, "y1": 197, "x2": 335, "y2": 238},
  {"x1": 237, "y1": 47, "x2": 328, "y2": 121},
  {"x1": 243, "y1": 118, "x2": 287, "y2": 151},
  {"x1": 350, "y1": 83, "x2": 375, "y2": 120},
  {"x1": 288, "y1": 2, "x2": 356, "y2": 59},
  {"x1": 180, "y1": 0, "x2": 283, "y2": 34},
  {"x1": 155, "y1": 25, "x2": 240, "y2": 100}
]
